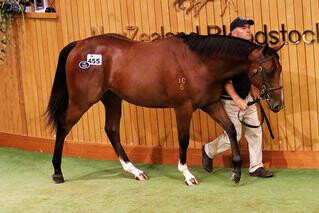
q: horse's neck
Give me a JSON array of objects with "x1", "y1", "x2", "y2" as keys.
[{"x1": 206, "y1": 57, "x2": 249, "y2": 82}]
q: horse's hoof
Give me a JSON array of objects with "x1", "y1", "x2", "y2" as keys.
[
  {"x1": 52, "y1": 174, "x2": 64, "y2": 184},
  {"x1": 185, "y1": 177, "x2": 199, "y2": 186},
  {"x1": 229, "y1": 171, "x2": 241, "y2": 184},
  {"x1": 135, "y1": 172, "x2": 149, "y2": 181}
]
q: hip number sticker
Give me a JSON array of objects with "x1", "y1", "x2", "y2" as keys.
[{"x1": 87, "y1": 54, "x2": 102, "y2": 65}]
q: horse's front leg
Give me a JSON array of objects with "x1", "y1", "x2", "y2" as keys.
[
  {"x1": 202, "y1": 101, "x2": 241, "y2": 183},
  {"x1": 174, "y1": 102, "x2": 198, "y2": 186}
]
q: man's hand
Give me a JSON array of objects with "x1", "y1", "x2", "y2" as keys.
[
  {"x1": 250, "y1": 85, "x2": 260, "y2": 99},
  {"x1": 233, "y1": 97, "x2": 248, "y2": 110},
  {"x1": 225, "y1": 80, "x2": 248, "y2": 110}
]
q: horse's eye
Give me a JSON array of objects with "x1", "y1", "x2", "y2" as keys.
[{"x1": 266, "y1": 69, "x2": 275, "y2": 76}]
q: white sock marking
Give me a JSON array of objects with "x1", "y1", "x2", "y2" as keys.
[
  {"x1": 119, "y1": 157, "x2": 143, "y2": 177},
  {"x1": 178, "y1": 161, "x2": 196, "y2": 183}
]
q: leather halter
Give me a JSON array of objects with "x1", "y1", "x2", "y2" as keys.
[
  {"x1": 250, "y1": 55, "x2": 283, "y2": 100},
  {"x1": 238, "y1": 55, "x2": 282, "y2": 139}
]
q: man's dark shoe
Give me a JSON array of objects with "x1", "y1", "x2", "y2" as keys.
[
  {"x1": 202, "y1": 144, "x2": 213, "y2": 173},
  {"x1": 249, "y1": 167, "x2": 273, "y2": 178}
]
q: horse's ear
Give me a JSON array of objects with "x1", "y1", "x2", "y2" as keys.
[
  {"x1": 273, "y1": 42, "x2": 286, "y2": 52},
  {"x1": 260, "y1": 44, "x2": 269, "y2": 55}
]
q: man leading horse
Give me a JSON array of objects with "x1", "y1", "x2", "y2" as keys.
[
  {"x1": 202, "y1": 17, "x2": 274, "y2": 178},
  {"x1": 47, "y1": 18, "x2": 283, "y2": 186}
]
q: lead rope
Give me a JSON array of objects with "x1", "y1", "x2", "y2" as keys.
[{"x1": 238, "y1": 98, "x2": 275, "y2": 139}]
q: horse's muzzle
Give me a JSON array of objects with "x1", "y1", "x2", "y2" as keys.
[{"x1": 272, "y1": 103, "x2": 283, "y2": 113}]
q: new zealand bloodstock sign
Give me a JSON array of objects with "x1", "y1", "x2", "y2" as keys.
[{"x1": 121, "y1": 24, "x2": 319, "y2": 45}]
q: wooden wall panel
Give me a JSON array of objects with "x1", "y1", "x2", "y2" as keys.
[
  {"x1": 1, "y1": 0, "x2": 319, "y2": 159},
  {"x1": 311, "y1": 0, "x2": 319, "y2": 151}
]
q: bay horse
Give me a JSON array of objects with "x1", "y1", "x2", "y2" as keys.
[{"x1": 47, "y1": 32, "x2": 283, "y2": 186}]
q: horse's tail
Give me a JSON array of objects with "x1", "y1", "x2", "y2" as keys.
[{"x1": 46, "y1": 41, "x2": 77, "y2": 131}]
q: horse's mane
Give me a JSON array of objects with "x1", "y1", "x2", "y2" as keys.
[{"x1": 176, "y1": 33, "x2": 261, "y2": 60}]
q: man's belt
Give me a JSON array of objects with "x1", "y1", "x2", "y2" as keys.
[{"x1": 220, "y1": 96, "x2": 233, "y2": 100}]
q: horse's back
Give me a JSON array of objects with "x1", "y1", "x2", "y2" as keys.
[{"x1": 106, "y1": 36, "x2": 190, "y2": 107}]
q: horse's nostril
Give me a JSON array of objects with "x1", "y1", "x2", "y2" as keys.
[{"x1": 273, "y1": 104, "x2": 282, "y2": 112}]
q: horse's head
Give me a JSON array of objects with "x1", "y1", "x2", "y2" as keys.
[{"x1": 248, "y1": 44, "x2": 284, "y2": 112}]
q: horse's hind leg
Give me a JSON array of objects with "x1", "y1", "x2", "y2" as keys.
[
  {"x1": 101, "y1": 91, "x2": 149, "y2": 181},
  {"x1": 202, "y1": 101, "x2": 241, "y2": 183},
  {"x1": 52, "y1": 123, "x2": 68, "y2": 183},
  {"x1": 52, "y1": 102, "x2": 90, "y2": 183},
  {"x1": 175, "y1": 103, "x2": 198, "y2": 186}
]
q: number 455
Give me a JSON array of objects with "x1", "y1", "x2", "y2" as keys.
[{"x1": 88, "y1": 58, "x2": 101, "y2": 64}]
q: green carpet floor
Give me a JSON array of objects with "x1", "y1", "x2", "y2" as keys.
[{"x1": 1, "y1": 147, "x2": 319, "y2": 213}]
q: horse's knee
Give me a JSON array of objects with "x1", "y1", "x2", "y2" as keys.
[{"x1": 105, "y1": 125, "x2": 118, "y2": 138}]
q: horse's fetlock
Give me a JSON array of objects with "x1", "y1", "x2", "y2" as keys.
[
  {"x1": 178, "y1": 162, "x2": 187, "y2": 172},
  {"x1": 105, "y1": 124, "x2": 118, "y2": 135},
  {"x1": 105, "y1": 128, "x2": 116, "y2": 138}
]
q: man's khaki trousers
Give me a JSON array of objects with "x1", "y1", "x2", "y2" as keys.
[{"x1": 204, "y1": 94, "x2": 263, "y2": 172}]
